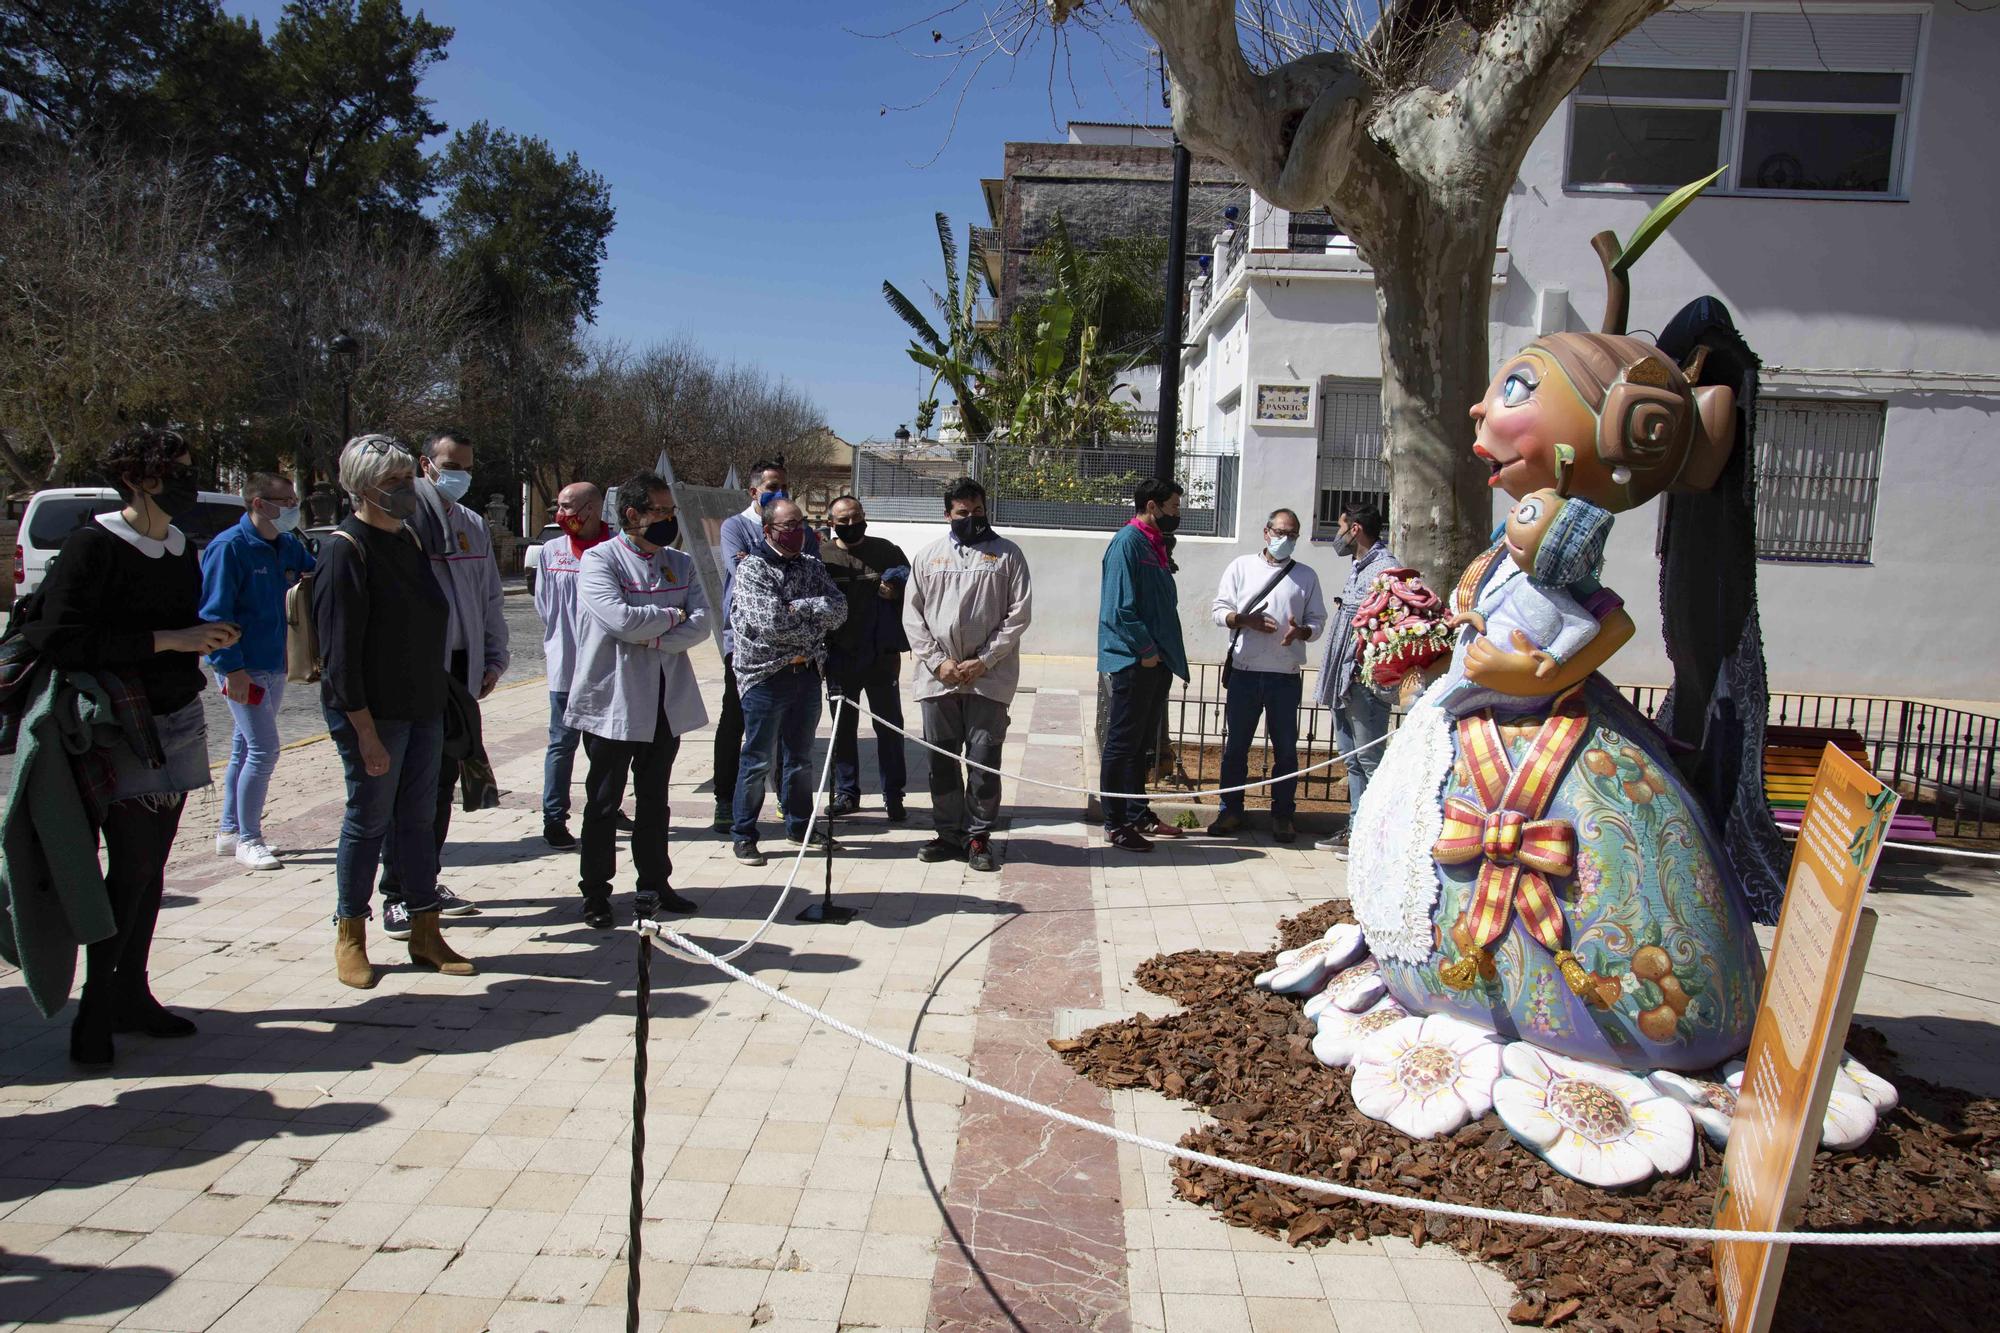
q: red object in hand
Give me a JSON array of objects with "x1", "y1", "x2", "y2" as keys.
[{"x1": 219, "y1": 678, "x2": 266, "y2": 707}]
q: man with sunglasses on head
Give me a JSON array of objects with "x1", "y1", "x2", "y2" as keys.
[
  {"x1": 376, "y1": 429, "x2": 509, "y2": 939},
  {"x1": 199, "y1": 473, "x2": 316, "y2": 872},
  {"x1": 563, "y1": 475, "x2": 708, "y2": 929}
]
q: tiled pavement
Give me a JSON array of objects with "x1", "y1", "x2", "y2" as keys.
[{"x1": 2, "y1": 646, "x2": 1995, "y2": 1332}]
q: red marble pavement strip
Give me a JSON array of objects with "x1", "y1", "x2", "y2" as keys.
[{"x1": 929, "y1": 688, "x2": 1130, "y2": 1332}]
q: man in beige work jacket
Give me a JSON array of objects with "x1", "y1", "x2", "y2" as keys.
[{"x1": 901, "y1": 476, "x2": 1032, "y2": 873}]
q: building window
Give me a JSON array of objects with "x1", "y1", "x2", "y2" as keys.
[
  {"x1": 1753, "y1": 398, "x2": 1884, "y2": 564},
  {"x1": 1568, "y1": 8, "x2": 1924, "y2": 197},
  {"x1": 1314, "y1": 380, "x2": 1387, "y2": 541}
]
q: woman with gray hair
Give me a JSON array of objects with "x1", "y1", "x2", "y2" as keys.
[{"x1": 312, "y1": 434, "x2": 475, "y2": 987}]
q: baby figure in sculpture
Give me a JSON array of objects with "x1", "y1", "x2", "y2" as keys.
[
  {"x1": 1346, "y1": 268, "x2": 1785, "y2": 1074},
  {"x1": 1437, "y1": 450, "x2": 1613, "y2": 721}
]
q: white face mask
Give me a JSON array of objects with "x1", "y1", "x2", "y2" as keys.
[
  {"x1": 269, "y1": 503, "x2": 302, "y2": 534},
  {"x1": 1266, "y1": 534, "x2": 1297, "y2": 561},
  {"x1": 432, "y1": 468, "x2": 472, "y2": 503}
]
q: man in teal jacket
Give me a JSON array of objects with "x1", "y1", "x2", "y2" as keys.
[{"x1": 1097, "y1": 477, "x2": 1188, "y2": 852}]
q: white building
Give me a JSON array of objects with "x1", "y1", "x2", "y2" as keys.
[{"x1": 1162, "y1": 0, "x2": 1998, "y2": 702}]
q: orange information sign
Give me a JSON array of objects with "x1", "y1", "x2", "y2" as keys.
[{"x1": 1712, "y1": 744, "x2": 1898, "y2": 1333}]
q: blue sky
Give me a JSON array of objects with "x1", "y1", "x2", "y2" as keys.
[{"x1": 224, "y1": 1, "x2": 1158, "y2": 442}]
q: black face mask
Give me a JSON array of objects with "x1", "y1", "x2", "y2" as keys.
[
  {"x1": 154, "y1": 462, "x2": 200, "y2": 518},
  {"x1": 950, "y1": 514, "x2": 993, "y2": 545},
  {"x1": 643, "y1": 516, "x2": 679, "y2": 548},
  {"x1": 1155, "y1": 511, "x2": 1182, "y2": 536},
  {"x1": 833, "y1": 521, "x2": 866, "y2": 545}
]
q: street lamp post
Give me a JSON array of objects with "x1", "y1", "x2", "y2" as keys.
[{"x1": 331, "y1": 331, "x2": 359, "y2": 445}]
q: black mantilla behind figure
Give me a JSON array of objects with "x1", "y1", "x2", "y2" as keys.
[{"x1": 1654, "y1": 296, "x2": 1790, "y2": 925}]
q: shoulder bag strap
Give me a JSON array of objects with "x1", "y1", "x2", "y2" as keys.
[{"x1": 1225, "y1": 559, "x2": 1296, "y2": 665}]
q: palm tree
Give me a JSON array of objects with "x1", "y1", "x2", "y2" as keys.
[{"x1": 882, "y1": 213, "x2": 992, "y2": 439}]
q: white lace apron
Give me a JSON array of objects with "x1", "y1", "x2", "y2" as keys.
[{"x1": 1347, "y1": 680, "x2": 1454, "y2": 964}]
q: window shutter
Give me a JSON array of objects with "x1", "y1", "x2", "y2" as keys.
[
  {"x1": 1599, "y1": 11, "x2": 1744, "y2": 68},
  {"x1": 1748, "y1": 13, "x2": 1923, "y2": 72}
]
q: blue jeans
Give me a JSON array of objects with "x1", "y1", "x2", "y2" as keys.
[
  {"x1": 326, "y1": 710, "x2": 444, "y2": 921},
  {"x1": 732, "y1": 665, "x2": 823, "y2": 843},
  {"x1": 218, "y1": 670, "x2": 285, "y2": 841},
  {"x1": 1219, "y1": 670, "x2": 1303, "y2": 818},
  {"x1": 544, "y1": 690, "x2": 582, "y2": 822},
  {"x1": 1332, "y1": 680, "x2": 1391, "y2": 817}
]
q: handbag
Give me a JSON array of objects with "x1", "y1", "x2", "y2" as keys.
[
  {"x1": 285, "y1": 529, "x2": 362, "y2": 684},
  {"x1": 1220, "y1": 559, "x2": 1295, "y2": 689}
]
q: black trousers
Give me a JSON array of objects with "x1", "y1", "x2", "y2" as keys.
[
  {"x1": 711, "y1": 653, "x2": 742, "y2": 812},
  {"x1": 579, "y1": 710, "x2": 680, "y2": 908},
  {"x1": 1100, "y1": 663, "x2": 1171, "y2": 831},
  {"x1": 83, "y1": 795, "x2": 187, "y2": 1000},
  {"x1": 381, "y1": 650, "x2": 468, "y2": 905}
]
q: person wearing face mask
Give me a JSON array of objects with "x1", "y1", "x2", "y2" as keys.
[
  {"x1": 374, "y1": 430, "x2": 510, "y2": 938},
  {"x1": 724, "y1": 498, "x2": 846, "y2": 866},
  {"x1": 20, "y1": 427, "x2": 241, "y2": 1065},
  {"x1": 198, "y1": 472, "x2": 317, "y2": 871},
  {"x1": 1097, "y1": 477, "x2": 1191, "y2": 853},
  {"x1": 534, "y1": 481, "x2": 615, "y2": 848},
  {"x1": 562, "y1": 474, "x2": 709, "y2": 928},
  {"x1": 817, "y1": 495, "x2": 911, "y2": 821},
  {"x1": 1207, "y1": 508, "x2": 1327, "y2": 842},
  {"x1": 902, "y1": 477, "x2": 1031, "y2": 873},
  {"x1": 711, "y1": 459, "x2": 819, "y2": 833},
  {"x1": 1312, "y1": 500, "x2": 1397, "y2": 859},
  {"x1": 313, "y1": 434, "x2": 473, "y2": 987}
]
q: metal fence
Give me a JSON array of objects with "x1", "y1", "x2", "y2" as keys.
[
  {"x1": 1151, "y1": 667, "x2": 2000, "y2": 839},
  {"x1": 852, "y1": 441, "x2": 1240, "y2": 537}
]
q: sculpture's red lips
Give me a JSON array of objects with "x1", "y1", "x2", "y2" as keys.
[{"x1": 1473, "y1": 441, "x2": 1511, "y2": 487}]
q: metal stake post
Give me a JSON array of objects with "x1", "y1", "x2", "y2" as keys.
[
  {"x1": 794, "y1": 796, "x2": 858, "y2": 924},
  {"x1": 627, "y1": 929, "x2": 651, "y2": 1333}
]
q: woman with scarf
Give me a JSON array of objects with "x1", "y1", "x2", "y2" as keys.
[
  {"x1": 27, "y1": 427, "x2": 240, "y2": 1065},
  {"x1": 313, "y1": 434, "x2": 475, "y2": 988}
]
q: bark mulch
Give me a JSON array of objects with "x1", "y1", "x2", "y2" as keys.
[{"x1": 1052, "y1": 901, "x2": 2000, "y2": 1332}]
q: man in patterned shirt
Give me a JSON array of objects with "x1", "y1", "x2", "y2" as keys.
[
  {"x1": 1314, "y1": 501, "x2": 1397, "y2": 859},
  {"x1": 726, "y1": 498, "x2": 847, "y2": 866}
]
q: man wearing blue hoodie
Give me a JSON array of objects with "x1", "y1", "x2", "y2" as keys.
[
  {"x1": 1097, "y1": 477, "x2": 1189, "y2": 853},
  {"x1": 200, "y1": 473, "x2": 315, "y2": 871}
]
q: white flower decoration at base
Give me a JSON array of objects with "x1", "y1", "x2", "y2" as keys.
[
  {"x1": 1348, "y1": 1014, "x2": 1504, "y2": 1140},
  {"x1": 1322, "y1": 958, "x2": 1386, "y2": 1013},
  {"x1": 1311, "y1": 996, "x2": 1408, "y2": 1069},
  {"x1": 1720, "y1": 1057, "x2": 1882, "y2": 1152},
  {"x1": 1839, "y1": 1055, "x2": 1898, "y2": 1113},
  {"x1": 1495, "y1": 1044, "x2": 1694, "y2": 1187},
  {"x1": 1647, "y1": 1070, "x2": 1737, "y2": 1148},
  {"x1": 1257, "y1": 923, "x2": 1368, "y2": 995}
]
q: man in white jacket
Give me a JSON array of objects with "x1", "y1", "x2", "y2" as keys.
[
  {"x1": 1208, "y1": 507, "x2": 1326, "y2": 843},
  {"x1": 534, "y1": 481, "x2": 613, "y2": 848},
  {"x1": 378, "y1": 429, "x2": 510, "y2": 938},
  {"x1": 564, "y1": 474, "x2": 709, "y2": 929}
]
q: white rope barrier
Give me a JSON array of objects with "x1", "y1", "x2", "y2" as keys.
[
  {"x1": 848, "y1": 700, "x2": 1394, "y2": 800},
  {"x1": 652, "y1": 694, "x2": 846, "y2": 966},
  {"x1": 1777, "y1": 830, "x2": 2000, "y2": 864},
  {"x1": 635, "y1": 922, "x2": 1999, "y2": 1250}
]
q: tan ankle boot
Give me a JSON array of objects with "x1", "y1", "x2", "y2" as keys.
[
  {"x1": 335, "y1": 917, "x2": 377, "y2": 989},
  {"x1": 406, "y1": 909, "x2": 476, "y2": 976}
]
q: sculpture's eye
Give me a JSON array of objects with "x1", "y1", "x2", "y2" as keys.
[
  {"x1": 1500, "y1": 372, "x2": 1536, "y2": 408},
  {"x1": 1513, "y1": 498, "x2": 1542, "y2": 525}
]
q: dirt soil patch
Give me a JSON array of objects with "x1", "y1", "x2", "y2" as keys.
[{"x1": 1053, "y1": 901, "x2": 2000, "y2": 1332}]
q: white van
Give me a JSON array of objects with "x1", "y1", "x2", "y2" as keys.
[{"x1": 14, "y1": 487, "x2": 247, "y2": 602}]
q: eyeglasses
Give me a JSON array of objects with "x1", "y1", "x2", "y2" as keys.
[{"x1": 767, "y1": 520, "x2": 805, "y2": 533}]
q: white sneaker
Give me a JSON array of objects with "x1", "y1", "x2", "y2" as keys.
[
  {"x1": 234, "y1": 839, "x2": 282, "y2": 871},
  {"x1": 216, "y1": 832, "x2": 239, "y2": 856}
]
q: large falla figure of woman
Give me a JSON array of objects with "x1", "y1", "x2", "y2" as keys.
[{"x1": 1348, "y1": 256, "x2": 1791, "y2": 1073}]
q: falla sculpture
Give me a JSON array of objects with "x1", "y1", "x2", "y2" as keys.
[{"x1": 1252, "y1": 174, "x2": 1886, "y2": 1185}]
